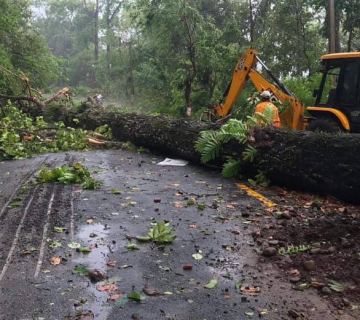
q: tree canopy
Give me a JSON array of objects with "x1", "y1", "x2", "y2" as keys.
[{"x1": 1, "y1": 0, "x2": 360, "y2": 116}]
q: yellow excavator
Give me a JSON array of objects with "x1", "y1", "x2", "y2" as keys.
[{"x1": 213, "y1": 49, "x2": 360, "y2": 133}]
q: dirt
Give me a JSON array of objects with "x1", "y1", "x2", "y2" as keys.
[
  {"x1": 257, "y1": 188, "x2": 360, "y2": 314},
  {"x1": 0, "y1": 149, "x2": 359, "y2": 320}
]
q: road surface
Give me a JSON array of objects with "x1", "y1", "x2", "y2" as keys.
[{"x1": 0, "y1": 150, "x2": 355, "y2": 320}]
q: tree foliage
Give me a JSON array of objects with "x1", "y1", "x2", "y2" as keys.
[{"x1": 0, "y1": 0, "x2": 60, "y2": 93}]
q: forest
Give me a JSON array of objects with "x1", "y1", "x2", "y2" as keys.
[{"x1": 2, "y1": 0, "x2": 360, "y2": 117}]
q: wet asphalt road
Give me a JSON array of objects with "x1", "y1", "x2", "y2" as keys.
[{"x1": 0, "y1": 150, "x2": 349, "y2": 320}]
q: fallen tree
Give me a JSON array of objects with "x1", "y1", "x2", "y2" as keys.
[{"x1": 58, "y1": 107, "x2": 360, "y2": 203}]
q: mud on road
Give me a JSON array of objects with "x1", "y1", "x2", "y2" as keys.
[{"x1": 0, "y1": 150, "x2": 358, "y2": 320}]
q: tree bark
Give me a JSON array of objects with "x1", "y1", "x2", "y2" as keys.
[
  {"x1": 57, "y1": 109, "x2": 360, "y2": 203},
  {"x1": 94, "y1": 0, "x2": 99, "y2": 62}
]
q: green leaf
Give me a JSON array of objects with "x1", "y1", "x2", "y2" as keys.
[
  {"x1": 54, "y1": 227, "x2": 67, "y2": 233},
  {"x1": 245, "y1": 311, "x2": 254, "y2": 317},
  {"x1": 136, "y1": 236, "x2": 151, "y2": 242},
  {"x1": 192, "y1": 253, "x2": 203, "y2": 260},
  {"x1": 8, "y1": 200, "x2": 21, "y2": 208},
  {"x1": 329, "y1": 280, "x2": 344, "y2": 292},
  {"x1": 78, "y1": 247, "x2": 91, "y2": 253},
  {"x1": 159, "y1": 266, "x2": 170, "y2": 271},
  {"x1": 72, "y1": 265, "x2": 90, "y2": 276},
  {"x1": 204, "y1": 279, "x2": 217, "y2": 289},
  {"x1": 235, "y1": 281, "x2": 242, "y2": 290},
  {"x1": 49, "y1": 240, "x2": 62, "y2": 248},
  {"x1": 222, "y1": 159, "x2": 242, "y2": 178},
  {"x1": 126, "y1": 243, "x2": 139, "y2": 251},
  {"x1": 197, "y1": 203, "x2": 206, "y2": 211},
  {"x1": 111, "y1": 189, "x2": 122, "y2": 194},
  {"x1": 127, "y1": 291, "x2": 146, "y2": 301},
  {"x1": 68, "y1": 242, "x2": 81, "y2": 249}
]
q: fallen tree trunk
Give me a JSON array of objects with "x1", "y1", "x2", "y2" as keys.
[{"x1": 59, "y1": 108, "x2": 360, "y2": 203}]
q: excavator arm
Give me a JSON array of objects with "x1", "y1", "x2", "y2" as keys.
[{"x1": 214, "y1": 49, "x2": 306, "y2": 130}]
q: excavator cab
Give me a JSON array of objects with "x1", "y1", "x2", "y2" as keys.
[{"x1": 308, "y1": 53, "x2": 360, "y2": 133}]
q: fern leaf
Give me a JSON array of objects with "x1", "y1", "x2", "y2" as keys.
[
  {"x1": 221, "y1": 159, "x2": 242, "y2": 178},
  {"x1": 242, "y1": 145, "x2": 258, "y2": 162}
]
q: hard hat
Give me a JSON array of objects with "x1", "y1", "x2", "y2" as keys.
[{"x1": 260, "y1": 90, "x2": 271, "y2": 98}]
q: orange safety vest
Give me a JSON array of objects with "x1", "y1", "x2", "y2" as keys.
[{"x1": 254, "y1": 102, "x2": 281, "y2": 128}]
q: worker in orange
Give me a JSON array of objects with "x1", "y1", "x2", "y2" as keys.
[{"x1": 254, "y1": 90, "x2": 281, "y2": 128}]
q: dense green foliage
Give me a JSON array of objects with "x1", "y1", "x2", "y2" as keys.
[
  {"x1": 1, "y1": 1, "x2": 359, "y2": 119},
  {"x1": 28, "y1": 0, "x2": 360, "y2": 118},
  {"x1": 0, "y1": 0, "x2": 60, "y2": 93},
  {"x1": 36, "y1": 162, "x2": 101, "y2": 189},
  {"x1": 0, "y1": 103, "x2": 88, "y2": 161}
]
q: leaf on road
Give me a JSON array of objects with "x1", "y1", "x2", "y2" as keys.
[
  {"x1": 189, "y1": 224, "x2": 197, "y2": 229},
  {"x1": 126, "y1": 243, "x2": 139, "y2": 251},
  {"x1": 96, "y1": 284, "x2": 118, "y2": 292},
  {"x1": 114, "y1": 296, "x2": 128, "y2": 306},
  {"x1": 192, "y1": 253, "x2": 203, "y2": 260},
  {"x1": 50, "y1": 240, "x2": 62, "y2": 248},
  {"x1": 68, "y1": 242, "x2": 81, "y2": 249},
  {"x1": 159, "y1": 266, "x2": 170, "y2": 271},
  {"x1": 107, "y1": 261, "x2": 116, "y2": 267},
  {"x1": 86, "y1": 218, "x2": 94, "y2": 224},
  {"x1": 173, "y1": 201, "x2": 183, "y2": 208},
  {"x1": 245, "y1": 311, "x2": 254, "y2": 317},
  {"x1": 143, "y1": 288, "x2": 163, "y2": 297},
  {"x1": 204, "y1": 279, "x2": 217, "y2": 289},
  {"x1": 108, "y1": 293, "x2": 122, "y2": 301},
  {"x1": 77, "y1": 247, "x2": 92, "y2": 253},
  {"x1": 72, "y1": 265, "x2": 91, "y2": 276},
  {"x1": 111, "y1": 189, "x2": 122, "y2": 194},
  {"x1": 54, "y1": 227, "x2": 67, "y2": 233},
  {"x1": 329, "y1": 280, "x2": 344, "y2": 292},
  {"x1": 241, "y1": 286, "x2": 260, "y2": 296},
  {"x1": 107, "y1": 276, "x2": 122, "y2": 283},
  {"x1": 23, "y1": 247, "x2": 38, "y2": 255},
  {"x1": 127, "y1": 291, "x2": 146, "y2": 301},
  {"x1": 50, "y1": 256, "x2": 61, "y2": 265}
]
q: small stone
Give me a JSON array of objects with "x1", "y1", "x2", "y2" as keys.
[
  {"x1": 262, "y1": 247, "x2": 277, "y2": 257},
  {"x1": 289, "y1": 276, "x2": 301, "y2": 283},
  {"x1": 310, "y1": 248, "x2": 321, "y2": 255},
  {"x1": 342, "y1": 298, "x2": 350, "y2": 306},
  {"x1": 288, "y1": 309, "x2": 300, "y2": 318},
  {"x1": 89, "y1": 232, "x2": 97, "y2": 238},
  {"x1": 131, "y1": 313, "x2": 140, "y2": 320},
  {"x1": 281, "y1": 212, "x2": 292, "y2": 220},
  {"x1": 154, "y1": 198, "x2": 161, "y2": 203},
  {"x1": 241, "y1": 212, "x2": 250, "y2": 218},
  {"x1": 183, "y1": 264, "x2": 193, "y2": 270},
  {"x1": 328, "y1": 246, "x2": 336, "y2": 253},
  {"x1": 268, "y1": 240, "x2": 279, "y2": 246},
  {"x1": 303, "y1": 260, "x2": 316, "y2": 271},
  {"x1": 322, "y1": 287, "x2": 332, "y2": 295},
  {"x1": 311, "y1": 201, "x2": 322, "y2": 210}
]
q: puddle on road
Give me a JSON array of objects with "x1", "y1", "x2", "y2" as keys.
[{"x1": 74, "y1": 223, "x2": 112, "y2": 319}]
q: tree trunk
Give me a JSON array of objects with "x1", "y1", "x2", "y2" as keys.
[
  {"x1": 58, "y1": 109, "x2": 360, "y2": 203},
  {"x1": 94, "y1": 0, "x2": 99, "y2": 62}
]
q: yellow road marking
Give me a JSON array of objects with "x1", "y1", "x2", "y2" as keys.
[{"x1": 236, "y1": 183, "x2": 276, "y2": 208}]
